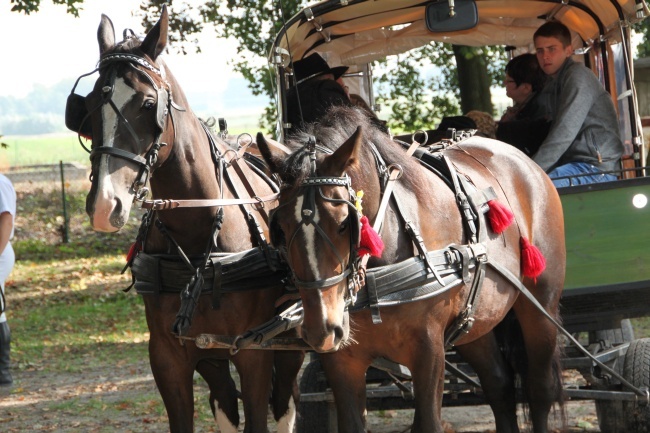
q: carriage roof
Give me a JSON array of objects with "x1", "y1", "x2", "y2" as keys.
[{"x1": 270, "y1": 0, "x2": 649, "y2": 66}]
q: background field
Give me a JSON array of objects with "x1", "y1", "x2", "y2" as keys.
[{"x1": 0, "y1": 134, "x2": 90, "y2": 168}]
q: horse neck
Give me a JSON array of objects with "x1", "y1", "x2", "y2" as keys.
[
  {"x1": 143, "y1": 67, "x2": 231, "y2": 253},
  {"x1": 151, "y1": 65, "x2": 218, "y2": 201}
]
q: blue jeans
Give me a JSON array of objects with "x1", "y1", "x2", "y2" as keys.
[{"x1": 548, "y1": 162, "x2": 617, "y2": 187}]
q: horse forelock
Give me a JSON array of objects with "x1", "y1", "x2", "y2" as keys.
[{"x1": 284, "y1": 105, "x2": 427, "y2": 194}]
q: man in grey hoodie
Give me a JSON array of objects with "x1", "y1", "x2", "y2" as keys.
[{"x1": 533, "y1": 21, "x2": 623, "y2": 187}]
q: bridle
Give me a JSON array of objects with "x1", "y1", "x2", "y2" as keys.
[
  {"x1": 66, "y1": 52, "x2": 184, "y2": 200},
  {"x1": 272, "y1": 138, "x2": 362, "y2": 306}
]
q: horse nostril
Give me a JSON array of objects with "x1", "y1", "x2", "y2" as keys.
[{"x1": 333, "y1": 325, "x2": 344, "y2": 343}]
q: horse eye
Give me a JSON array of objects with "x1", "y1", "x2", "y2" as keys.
[
  {"x1": 338, "y1": 220, "x2": 348, "y2": 235},
  {"x1": 143, "y1": 100, "x2": 155, "y2": 110}
]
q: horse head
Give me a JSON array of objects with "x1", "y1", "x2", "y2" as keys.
[
  {"x1": 258, "y1": 121, "x2": 378, "y2": 352},
  {"x1": 80, "y1": 6, "x2": 178, "y2": 232}
]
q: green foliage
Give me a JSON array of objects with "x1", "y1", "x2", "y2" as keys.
[
  {"x1": 9, "y1": 0, "x2": 84, "y2": 16},
  {"x1": 375, "y1": 54, "x2": 458, "y2": 132},
  {"x1": 634, "y1": 20, "x2": 650, "y2": 58}
]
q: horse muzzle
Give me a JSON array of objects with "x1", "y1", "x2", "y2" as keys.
[
  {"x1": 301, "y1": 310, "x2": 350, "y2": 353},
  {"x1": 87, "y1": 190, "x2": 130, "y2": 232}
]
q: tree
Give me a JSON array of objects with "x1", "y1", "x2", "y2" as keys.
[
  {"x1": 11, "y1": 1, "x2": 645, "y2": 134},
  {"x1": 9, "y1": 0, "x2": 84, "y2": 16},
  {"x1": 634, "y1": 20, "x2": 650, "y2": 57},
  {"x1": 136, "y1": 1, "x2": 503, "y2": 133}
]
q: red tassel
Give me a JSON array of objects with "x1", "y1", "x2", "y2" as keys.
[
  {"x1": 358, "y1": 215, "x2": 384, "y2": 258},
  {"x1": 126, "y1": 240, "x2": 142, "y2": 263},
  {"x1": 487, "y1": 199, "x2": 514, "y2": 234},
  {"x1": 520, "y1": 236, "x2": 546, "y2": 278}
]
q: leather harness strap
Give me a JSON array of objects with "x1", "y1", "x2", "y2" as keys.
[{"x1": 140, "y1": 194, "x2": 279, "y2": 210}]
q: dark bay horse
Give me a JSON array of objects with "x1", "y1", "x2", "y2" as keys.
[
  {"x1": 74, "y1": 7, "x2": 303, "y2": 433},
  {"x1": 257, "y1": 106, "x2": 566, "y2": 433}
]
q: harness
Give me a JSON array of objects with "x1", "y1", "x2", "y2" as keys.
[
  {"x1": 269, "y1": 132, "x2": 496, "y2": 348},
  {"x1": 66, "y1": 49, "x2": 288, "y2": 339},
  {"x1": 66, "y1": 52, "x2": 185, "y2": 200},
  {"x1": 270, "y1": 137, "x2": 364, "y2": 306}
]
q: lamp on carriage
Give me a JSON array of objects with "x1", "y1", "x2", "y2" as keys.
[{"x1": 633, "y1": 193, "x2": 648, "y2": 209}]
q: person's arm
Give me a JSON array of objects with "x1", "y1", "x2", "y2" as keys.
[
  {"x1": 0, "y1": 212, "x2": 12, "y2": 256},
  {"x1": 533, "y1": 66, "x2": 597, "y2": 171}
]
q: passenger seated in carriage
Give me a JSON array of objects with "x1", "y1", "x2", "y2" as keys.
[
  {"x1": 496, "y1": 53, "x2": 552, "y2": 156},
  {"x1": 286, "y1": 53, "x2": 388, "y2": 134},
  {"x1": 532, "y1": 21, "x2": 623, "y2": 187},
  {"x1": 285, "y1": 53, "x2": 353, "y2": 133}
]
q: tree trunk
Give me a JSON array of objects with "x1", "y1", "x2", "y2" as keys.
[{"x1": 453, "y1": 45, "x2": 493, "y2": 114}]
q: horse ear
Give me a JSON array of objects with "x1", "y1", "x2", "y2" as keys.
[
  {"x1": 98, "y1": 14, "x2": 115, "y2": 56},
  {"x1": 256, "y1": 133, "x2": 286, "y2": 175},
  {"x1": 140, "y1": 5, "x2": 168, "y2": 60},
  {"x1": 322, "y1": 126, "x2": 363, "y2": 176}
]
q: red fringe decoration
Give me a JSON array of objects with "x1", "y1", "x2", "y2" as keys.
[
  {"x1": 520, "y1": 237, "x2": 546, "y2": 278},
  {"x1": 487, "y1": 199, "x2": 514, "y2": 234},
  {"x1": 126, "y1": 240, "x2": 142, "y2": 263},
  {"x1": 358, "y1": 215, "x2": 384, "y2": 258}
]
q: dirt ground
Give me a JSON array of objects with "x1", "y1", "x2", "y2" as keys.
[{"x1": 0, "y1": 360, "x2": 602, "y2": 433}]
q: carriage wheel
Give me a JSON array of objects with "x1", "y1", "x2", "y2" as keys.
[
  {"x1": 622, "y1": 338, "x2": 650, "y2": 433},
  {"x1": 297, "y1": 358, "x2": 331, "y2": 433},
  {"x1": 592, "y1": 319, "x2": 634, "y2": 433}
]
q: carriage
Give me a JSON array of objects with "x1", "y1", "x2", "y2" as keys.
[
  {"x1": 264, "y1": 0, "x2": 650, "y2": 431},
  {"x1": 67, "y1": 1, "x2": 650, "y2": 432}
]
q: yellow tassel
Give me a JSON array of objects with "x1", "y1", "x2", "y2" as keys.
[{"x1": 355, "y1": 190, "x2": 364, "y2": 213}]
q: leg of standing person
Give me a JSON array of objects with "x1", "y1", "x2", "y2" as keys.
[{"x1": 0, "y1": 281, "x2": 12, "y2": 386}]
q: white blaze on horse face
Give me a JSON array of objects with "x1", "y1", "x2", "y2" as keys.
[
  {"x1": 294, "y1": 195, "x2": 321, "y2": 280},
  {"x1": 92, "y1": 78, "x2": 137, "y2": 231},
  {"x1": 276, "y1": 396, "x2": 296, "y2": 433}
]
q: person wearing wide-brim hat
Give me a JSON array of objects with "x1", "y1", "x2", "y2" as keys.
[
  {"x1": 292, "y1": 53, "x2": 349, "y2": 86},
  {"x1": 286, "y1": 53, "x2": 353, "y2": 132}
]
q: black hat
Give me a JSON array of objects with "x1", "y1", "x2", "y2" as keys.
[
  {"x1": 436, "y1": 116, "x2": 476, "y2": 131},
  {"x1": 292, "y1": 53, "x2": 349, "y2": 85}
]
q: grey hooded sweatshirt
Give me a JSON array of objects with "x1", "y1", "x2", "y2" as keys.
[{"x1": 533, "y1": 58, "x2": 624, "y2": 173}]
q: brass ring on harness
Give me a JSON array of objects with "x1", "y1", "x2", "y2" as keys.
[
  {"x1": 411, "y1": 129, "x2": 429, "y2": 145},
  {"x1": 222, "y1": 148, "x2": 238, "y2": 163},
  {"x1": 237, "y1": 133, "x2": 253, "y2": 151},
  {"x1": 386, "y1": 163, "x2": 404, "y2": 180},
  {"x1": 253, "y1": 195, "x2": 265, "y2": 209},
  {"x1": 230, "y1": 335, "x2": 242, "y2": 356}
]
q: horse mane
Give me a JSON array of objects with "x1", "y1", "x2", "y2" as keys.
[{"x1": 283, "y1": 105, "x2": 428, "y2": 194}]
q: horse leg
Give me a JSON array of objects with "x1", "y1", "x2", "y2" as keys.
[
  {"x1": 148, "y1": 335, "x2": 196, "y2": 433},
  {"x1": 196, "y1": 358, "x2": 240, "y2": 432},
  {"x1": 232, "y1": 349, "x2": 275, "y2": 433},
  {"x1": 407, "y1": 337, "x2": 447, "y2": 433},
  {"x1": 456, "y1": 331, "x2": 520, "y2": 433},
  {"x1": 320, "y1": 350, "x2": 370, "y2": 433},
  {"x1": 271, "y1": 350, "x2": 305, "y2": 433},
  {"x1": 514, "y1": 298, "x2": 564, "y2": 433}
]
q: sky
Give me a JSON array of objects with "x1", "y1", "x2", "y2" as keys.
[{"x1": 0, "y1": 0, "x2": 262, "y2": 118}]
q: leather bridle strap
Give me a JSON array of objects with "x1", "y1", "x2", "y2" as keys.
[
  {"x1": 360, "y1": 139, "x2": 421, "y2": 273},
  {"x1": 140, "y1": 193, "x2": 279, "y2": 210},
  {"x1": 90, "y1": 146, "x2": 148, "y2": 169}
]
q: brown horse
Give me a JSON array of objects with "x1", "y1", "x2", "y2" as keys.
[
  {"x1": 74, "y1": 7, "x2": 303, "y2": 433},
  {"x1": 257, "y1": 106, "x2": 566, "y2": 433}
]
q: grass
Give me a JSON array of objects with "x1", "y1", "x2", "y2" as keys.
[
  {"x1": 0, "y1": 134, "x2": 91, "y2": 167},
  {"x1": 9, "y1": 183, "x2": 147, "y2": 373}
]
